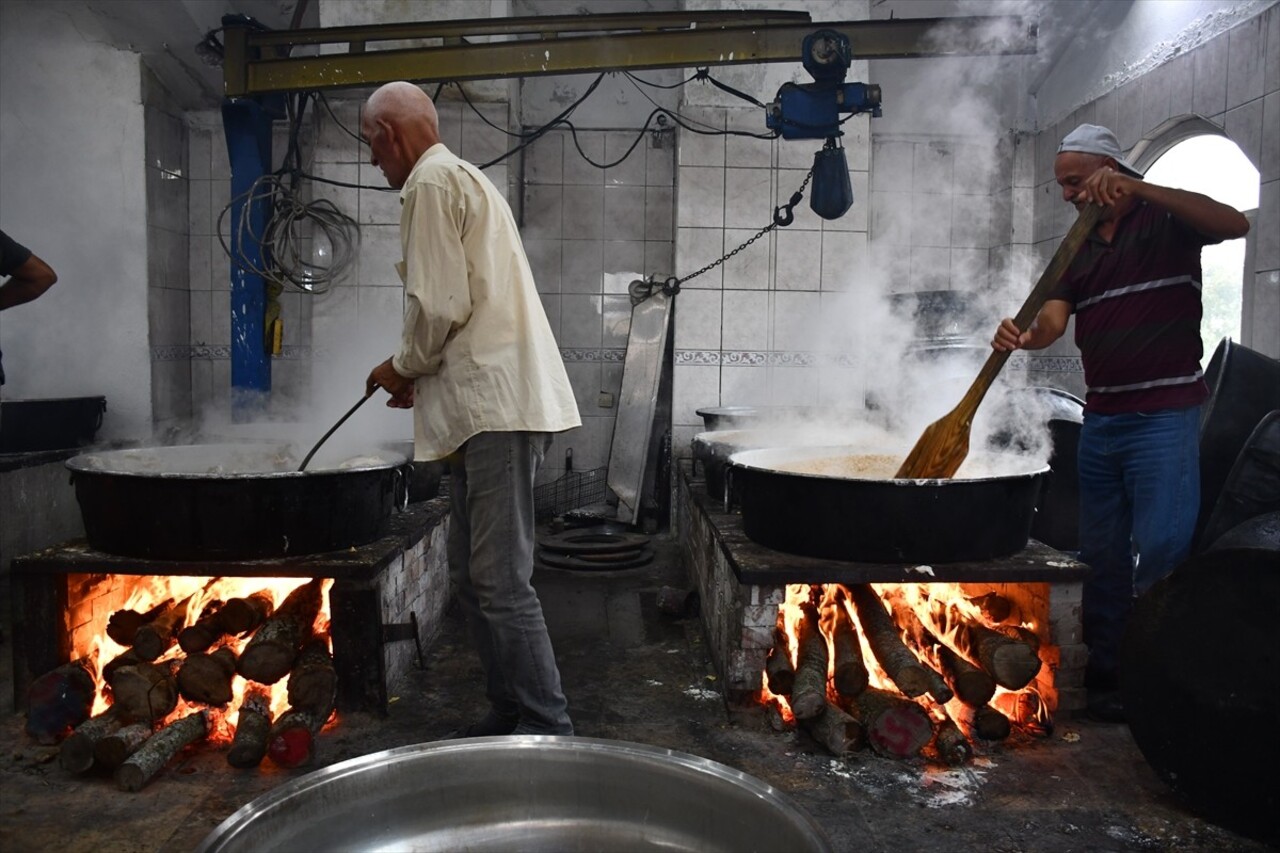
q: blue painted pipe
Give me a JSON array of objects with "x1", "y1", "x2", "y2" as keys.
[{"x1": 221, "y1": 98, "x2": 273, "y2": 421}]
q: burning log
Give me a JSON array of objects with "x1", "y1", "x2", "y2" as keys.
[
  {"x1": 998, "y1": 624, "x2": 1041, "y2": 652},
  {"x1": 969, "y1": 592, "x2": 1018, "y2": 625},
  {"x1": 287, "y1": 634, "x2": 337, "y2": 713},
  {"x1": 267, "y1": 706, "x2": 333, "y2": 769},
  {"x1": 218, "y1": 590, "x2": 275, "y2": 635},
  {"x1": 953, "y1": 703, "x2": 1012, "y2": 741},
  {"x1": 59, "y1": 707, "x2": 125, "y2": 773},
  {"x1": 239, "y1": 579, "x2": 323, "y2": 685},
  {"x1": 929, "y1": 599, "x2": 1041, "y2": 690},
  {"x1": 931, "y1": 713, "x2": 973, "y2": 766},
  {"x1": 878, "y1": 588, "x2": 953, "y2": 704},
  {"x1": 825, "y1": 592, "x2": 868, "y2": 699},
  {"x1": 789, "y1": 601, "x2": 828, "y2": 721},
  {"x1": 132, "y1": 594, "x2": 193, "y2": 661},
  {"x1": 25, "y1": 658, "x2": 96, "y2": 744},
  {"x1": 109, "y1": 660, "x2": 180, "y2": 722},
  {"x1": 846, "y1": 585, "x2": 933, "y2": 700},
  {"x1": 267, "y1": 629, "x2": 338, "y2": 771},
  {"x1": 179, "y1": 591, "x2": 275, "y2": 654},
  {"x1": 764, "y1": 622, "x2": 795, "y2": 696},
  {"x1": 106, "y1": 599, "x2": 173, "y2": 647},
  {"x1": 178, "y1": 601, "x2": 227, "y2": 655},
  {"x1": 95, "y1": 723, "x2": 154, "y2": 771},
  {"x1": 802, "y1": 703, "x2": 865, "y2": 757},
  {"x1": 227, "y1": 685, "x2": 274, "y2": 769},
  {"x1": 843, "y1": 687, "x2": 933, "y2": 759},
  {"x1": 937, "y1": 645, "x2": 996, "y2": 708},
  {"x1": 177, "y1": 647, "x2": 238, "y2": 706},
  {"x1": 999, "y1": 689, "x2": 1052, "y2": 737},
  {"x1": 102, "y1": 649, "x2": 142, "y2": 684},
  {"x1": 115, "y1": 710, "x2": 209, "y2": 792},
  {"x1": 765, "y1": 699, "x2": 795, "y2": 733}
]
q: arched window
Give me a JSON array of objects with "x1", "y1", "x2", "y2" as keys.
[{"x1": 1131, "y1": 119, "x2": 1260, "y2": 366}]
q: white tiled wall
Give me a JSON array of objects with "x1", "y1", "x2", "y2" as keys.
[{"x1": 522, "y1": 126, "x2": 676, "y2": 485}]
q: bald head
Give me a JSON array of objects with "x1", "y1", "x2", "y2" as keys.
[{"x1": 361, "y1": 82, "x2": 441, "y2": 189}]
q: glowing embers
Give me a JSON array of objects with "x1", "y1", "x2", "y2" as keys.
[
  {"x1": 761, "y1": 582, "x2": 1056, "y2": 762},
  {"x1": 27, "y1": 575, "x2": 337, "y2": 790}
]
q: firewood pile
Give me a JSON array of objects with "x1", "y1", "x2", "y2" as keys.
[
  {"x1": 24, "y1": 578, "x2": 337, "y2": 791},
  {"x1": 762, "y1": 583, "x2": 1049, "y2": 763}
]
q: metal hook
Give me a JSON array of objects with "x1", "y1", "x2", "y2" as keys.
[{"x1": 773, "y1": 190, "x2": 804, "y2": 227}]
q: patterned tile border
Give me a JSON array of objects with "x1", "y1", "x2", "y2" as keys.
[
  {"x1": 154, "y1": 345, "x2": 1081, "y2": 374},
  {"x1": 152, "y1": 345, "x2": 312, "y2": 361},
  {"x1": 560, "y1": 348, "x2": 626, "y2": 363},
  {"x1": 673, "y1": 350, "x2": 1084, "y2": 373}
]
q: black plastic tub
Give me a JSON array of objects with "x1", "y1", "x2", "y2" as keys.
[
  {"x1": 1195, "y1": 339, "x2": 1280, "y2": 550},
  {"x1": 66, "y1": 443, "x2": 407, "y2": 560},
  {"x1": 0, "y1": 396, "x2": 106, "y2": 453},
  {"x1": 728, "y1": 446, "x2": 1048, "y2": 563}
]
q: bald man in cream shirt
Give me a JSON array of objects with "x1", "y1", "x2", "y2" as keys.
[{"x1": 365, "y1": 82, "x2": 580, "y2": 737}]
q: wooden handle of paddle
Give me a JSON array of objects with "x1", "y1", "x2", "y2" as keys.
[
  {"x1": 955, "y1": 203, "x2": 1103, "y2": 421},
  {"x1": 894, "y1": 203, "x2": 1104, "y2": 479}
]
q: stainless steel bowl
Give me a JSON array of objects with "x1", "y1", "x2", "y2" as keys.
[{"x1": 197, "y1": 736, "x2": 831, "y2": 853}]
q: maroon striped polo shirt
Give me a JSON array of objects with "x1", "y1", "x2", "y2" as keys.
[{"x1": 1049, "y1": 200, "x2": 1217, "y2": 415}]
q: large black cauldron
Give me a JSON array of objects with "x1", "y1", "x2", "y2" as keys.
[
  {"x1": 0, "y1": 396, "x2": 106, "y2": 452},
  {"x1": 67, "y1": 443, "x2": 409, "y2": 560},
  {"x1": 728, "y1": 446, "x2": 1048, "y2": 563}
]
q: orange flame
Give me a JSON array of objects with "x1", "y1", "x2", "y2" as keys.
[
  {"x1": 764, "y1": 581, "x2": 1059, "y2": 745},
  {"x1": 77, "y1": 576, "x2": 333, "y2": 742}
]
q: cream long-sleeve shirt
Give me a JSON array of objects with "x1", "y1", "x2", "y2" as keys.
[{"x1": 390, "y1": 144, "x2": 580, "y2": 460}]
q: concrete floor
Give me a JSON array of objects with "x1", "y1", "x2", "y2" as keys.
[{"x1": 0, "y1": 534, "x2": 1270, "y2": 853}]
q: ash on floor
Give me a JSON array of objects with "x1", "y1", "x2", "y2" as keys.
[{"x1": 0, "y1": 534, "x2": 1269, "y2": 853}]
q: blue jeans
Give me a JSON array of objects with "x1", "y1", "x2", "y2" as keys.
[
  {"x1": 1077, "y1": 406, "x2": 1201, "y2": 687},
  {"x1": 447, "y1": 430, "x2": 573, "y2": 734}
]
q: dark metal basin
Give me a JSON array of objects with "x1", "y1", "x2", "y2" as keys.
[
  {"x1": 66, "y1": 443, "x2": 408, "y2": 560},
  {"x1": 0, "y1": 396, "x2": 106, "y2": 453},
  {"x1": 730, "y1": 445, "x2": 1048, "y2": 563},
  {"x1": 196, "y1": 736, "x2": 831, "y2": 853}
]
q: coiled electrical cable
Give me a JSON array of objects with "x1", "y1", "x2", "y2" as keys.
[{"x1": 216, "y1": 172, "x2": 360, "y2": 294}]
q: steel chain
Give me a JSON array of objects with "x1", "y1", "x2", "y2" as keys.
[{"x1": 629, "y1": 166, "x2": 815, "y2": 305}]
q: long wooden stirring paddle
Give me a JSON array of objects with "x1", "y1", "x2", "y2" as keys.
[{"x1": 894, "y1": 203, "x2": 1102, "y2": 479}]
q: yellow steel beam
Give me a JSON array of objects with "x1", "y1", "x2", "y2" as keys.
[
  {"x1": 225, "y1": 15, "x2": 1036, "y2": 98},
  {"x1": 243, "y1": 9, "x2": 814, "y2": 47}
]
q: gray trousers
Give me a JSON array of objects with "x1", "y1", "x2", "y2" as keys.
[{"x1": 447, "y1": 430, "x2": 572, "y2": 734}]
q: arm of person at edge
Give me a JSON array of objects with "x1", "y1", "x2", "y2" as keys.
[
  {"x1": 366, "y1": 177, "x2": 474, "y2": 408},
  {"x1": 0, "y1": 252, "x2": 57, "y2": 311},
  {"x1": 992, "y1": 165, "x2": 1250, "y2": 354}
]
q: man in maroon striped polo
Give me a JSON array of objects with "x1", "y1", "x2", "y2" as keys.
[{"x1": 992, "y1": 124, "x2": 1249, "y2": 723}]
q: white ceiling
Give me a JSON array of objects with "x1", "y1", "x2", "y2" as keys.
[{"x1": 68, "y1": 0, "x2": 315, "y2": 108}]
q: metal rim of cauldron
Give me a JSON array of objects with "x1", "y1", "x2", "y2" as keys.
[
  {"x1": 728, "y1": 445, "x2": 1049, "y2": 563},
  {"x1": 729, "y1": 444, "x2": 1048, "y2": 485},
  {"x1": 194, "y1": 736, "x2": 833, "y2": 853},
  {"x1": 692, "y1": 425, "x2": 889, "y2": 505},
  {"x1": 694, "y1": 405, "x2": 869, "y2": 432},
  {"x1": 65, "y1": 444, "x2": 405, "y2": 480}
]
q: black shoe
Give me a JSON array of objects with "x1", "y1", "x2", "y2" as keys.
[
  {"x1": 1086, "y1": 688, "x2": 1126, "y2": 724},
  {"x1": 441, "y1": 709, "x2": 519, "y2": 740}
]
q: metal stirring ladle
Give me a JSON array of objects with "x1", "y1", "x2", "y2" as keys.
[{"x1": 297, "y1": 385, "x2": 378, "y2": 472}]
